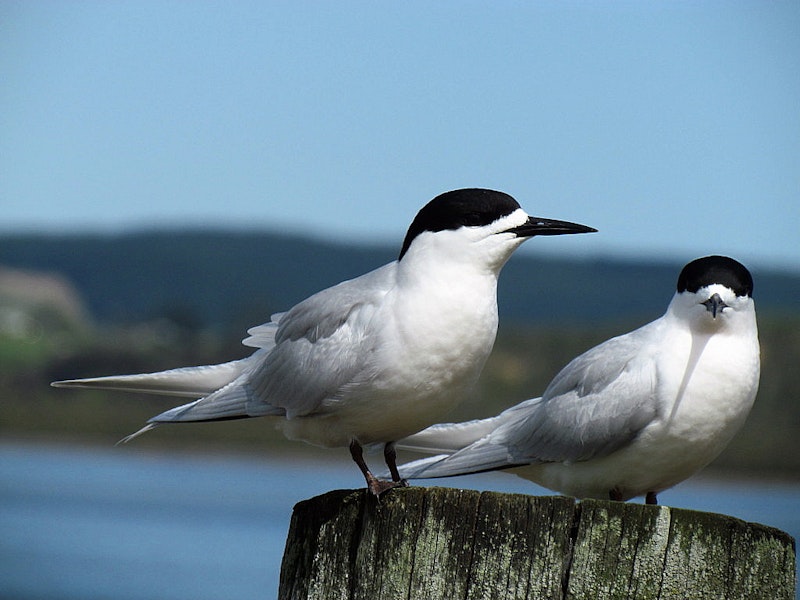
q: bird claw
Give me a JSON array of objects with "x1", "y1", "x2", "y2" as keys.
[{"x1": 366, "y1": 476, "x2": 408, "y2": 497}]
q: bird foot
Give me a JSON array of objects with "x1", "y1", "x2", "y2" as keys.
[{"x1": 366, "y1": 475, "x2": 408, "y2": 497}]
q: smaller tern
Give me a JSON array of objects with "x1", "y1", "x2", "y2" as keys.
[
  {"x1": 52, "y1": 188, "x2": 595, "y2": 496},
  {"x1": 395, "y1": 256, "x2": 760, "y2": 504}
]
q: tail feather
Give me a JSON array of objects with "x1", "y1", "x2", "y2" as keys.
[
  {"x1": 397, "y1": 397, "x2": 543, "y2": 454},
  {"x1": 390, "y1": 417, "x2": 507, "y2": 480},
  {"x1": 111, "y1": 376, "x2": 277, "y2": 445},
  {"x1": 396, "y1": 415, "x2": 504, "y2": 454},
  {"x1": 116, "y1": 423, "x2": 159, "y2": 445},
  {"x1": 51, "y1": 355, "x2": 260, "y2": 398},
  {"x1": 394, "y1": 397, "x2": 544, "y2": 480},
  {"x1": 145, "y1": 374, "x2": 284, "y2": 424},
  {"x1": 393, "y1": 454, "x2": 451, "y2": 478},
  {"x1": 397, "y1": 438, "x2": 520, "y2": 479},
  {"x1": 53, "y1": 350, "x2": 283, "y2": 443}
]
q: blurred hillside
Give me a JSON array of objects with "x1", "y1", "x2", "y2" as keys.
[
  {"x1": 1, "y1": 230, "x2": 798, "y2": 479},
  {"x1": 2, "y1": 230, "x2": 799, "y2": 328}
]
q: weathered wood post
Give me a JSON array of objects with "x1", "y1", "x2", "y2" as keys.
[{"x1": 278, "y1": 487, "x2": 795, "y2": 600}]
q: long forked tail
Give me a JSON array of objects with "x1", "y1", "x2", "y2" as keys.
[
  {"x1": 396, "y1": 397, "x2": 541, "y2": 454},
  {"x1": 51, "y1": 357, "x2": 255, "y2": 398},
  {"x1": 396, "y1": 415, "x2": 505, "y2": 454},
  {"x1": 393, "y1": 397, "x2": 543, "y2": 480},
  {"x1": 386, "y1": 413, "x2": 507, "y2": 481},
  {"x1": 52, "y1": 350, "x2": 281, "y2": 443},
  {"x1": 392, "y1": 417, "x2": 505, "y2": 480}
]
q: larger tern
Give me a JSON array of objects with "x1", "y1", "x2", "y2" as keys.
[
  {"x1": 395, "y1": 256, "x2": 759, "y2": 504},
  {"x1": 53, "y1": 188, "x2": 595, "y2": 495}
]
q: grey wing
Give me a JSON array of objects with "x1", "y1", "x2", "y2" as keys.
[
  {"x1": 499, "y1": 325, "x2": 660, "y2": 464},
  {"x1": 242, "y1": 263, "x2": 395, "y2": 418},
  {"x1": 397, "y1": 323, "x2": 664, "y2": 480}
]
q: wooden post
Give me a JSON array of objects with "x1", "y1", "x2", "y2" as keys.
[{"x1": 278, "y1": 487, "x2": 795, "y2": 600}]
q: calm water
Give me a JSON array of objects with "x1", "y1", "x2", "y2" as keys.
[{"x1": 1, "y1": 441, "x2": 797, "y2": 600}]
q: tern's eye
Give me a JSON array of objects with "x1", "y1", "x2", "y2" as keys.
[{"x1": 463, "y1": 212, "x2": 486, "y2": 227}]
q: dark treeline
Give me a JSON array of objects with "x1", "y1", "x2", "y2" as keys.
[{"x1": 1, "y1": 229, "x2": 799, "y2": 332}]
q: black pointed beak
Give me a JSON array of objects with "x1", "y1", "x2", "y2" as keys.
[
  {"x1": 703, "y1": 293, "x2": 727, "y2": 318},
  {"x1": 507, "y1": 216, "x2": 597, "y2": 238}
]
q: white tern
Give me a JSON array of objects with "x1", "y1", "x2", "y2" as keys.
[
  {"x1": 394, "y1": 256, "x2": 759, "y2": 504},
  {"x1": 53, "y1": 188, "x2": 595, "y2": 495}
]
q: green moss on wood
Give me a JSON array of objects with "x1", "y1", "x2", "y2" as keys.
[{"x1": 278, "y1": 488, "x2": 796, "y2": 600}]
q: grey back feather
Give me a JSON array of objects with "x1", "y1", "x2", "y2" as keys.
[
  {"x1": 398, "y1": 319, "x2": 664, "y2": 479},
  {"x1": 501, "y1": 324, "x2": 660, "y2": 463},
  {"x1": 238, "y1": 263, "x2": 396, "y2": 418}
]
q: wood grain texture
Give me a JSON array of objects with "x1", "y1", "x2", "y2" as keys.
[{"x1": 278, "y1": 488, "x2": 795, "y2": 600}]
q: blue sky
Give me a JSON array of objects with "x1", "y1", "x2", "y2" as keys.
[{"x1": 2, "y1": 2, "x2": 798, "y2": 271}]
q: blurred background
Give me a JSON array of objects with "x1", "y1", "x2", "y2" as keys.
[{"x1": 2, "y1": 2, "x2": 798, "y2": 599}]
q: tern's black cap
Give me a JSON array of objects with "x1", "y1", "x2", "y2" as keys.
[
  {"x1": 399, "y1": 189, "x2": 521, "y2": 260},
  {"x1": 676, "y1": 256, "x2": 753, "y2": 297}
]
